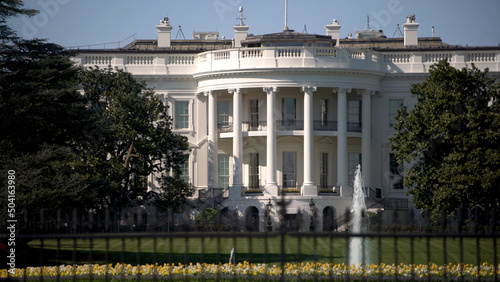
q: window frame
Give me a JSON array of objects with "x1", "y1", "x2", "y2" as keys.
[
  {"x1": 218, "y1": 154, "x2": 230, "y2": 189},
  {"x1": 249, "y1": 100, "x2": 259, "y2": 128},
  {"x1": 249, "y1": 152, "x2": 260, "y2": 189},
  {"x1": 389, "y1": 153, "x2": 404, "y2": 190},
  {"x1": 389, "y1": 99, "x2": 404, "y2": 128},
  {"x1": 348, "y1": 99, "x2": 362, "y2": 128},
  {"x1": 282, "y1": 151, "x2": 297, "y2": 188},
  {"x1": 174, "y1": 100, "x2": 190, "y2": 129},
  {"x1": 217, "y1": 101, "x2": 230, "y2": 127},
  {"x1": 320, "y1": 152, "x2": 328, "y2": 188},
  {"x1": 282, "y1": 98, "x2": 297, "y2": 126}
]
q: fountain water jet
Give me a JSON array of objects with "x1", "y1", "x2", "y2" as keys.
[{"x1": 349, "y1": 164, "x2": 367, "y2": 266}]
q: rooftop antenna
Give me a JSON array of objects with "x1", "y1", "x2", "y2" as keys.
[
  {"x1": 283, "y1": 0, "x2": 290, "y2": 31},
  {"x1": 432, "y1": 26, "x2": 435, "y2": 37},
  {"x1": 175, "y1": 25, "x2": 185, "y2": 39},
  {"x1": 303, "y1": 24, "x2": 308, "y2": 33},
  {"x1": 392, "y1": 23, "x2": 403, "y2": 38},
  {"x1": 237, "y1": 6, "x2": 246, "y2": 26}
]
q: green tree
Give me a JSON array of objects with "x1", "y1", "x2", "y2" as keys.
[
  {"x1": 0, "y1": 1, "x2": 95, "y2": 219},
  {"x1": 79, "y1": 66, "x2": 194, "y2": 214},
  {"x1": 390, "y1": 60, "x2": 500, "y2": 224}
]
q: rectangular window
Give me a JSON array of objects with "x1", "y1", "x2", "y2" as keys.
[
  {"x1": 179, "y1": 157, "x2": 189, "y2": 184},
  {"x1": 282, "y1": 98, "x2": 296, "y2": 126},
  {"x1": 175, "y1": 101, "x2": 189, "y2": 129},
  {"x1": 390, "y1": 153, "x2": 404, "y2": 189},
  {"x1": 282, "y1": 152, "x2": 296, "y2": 188},
  {"x1": 320, "y1": 99, "x2": 328, "y2": 126},
  {"x1": 218, "y1": 101, "x2": 230, "y2": 127},
  {"x1": 348, "y1": 153, "x2": 361, "y2": 186},
  {"x1": 348, "y1": 100, "x2": 362, "y2": 128},
  {"x1": 249, "y1": 100, "x2": 259, "y2": 128},
  {"x1": 249, "y1": 153, "x2": 259, "y2": 188},
  {"x1": 389, "y1": 99, "x2": 404, "y2": 127},
  {"x1": 320, "y1": 153, "x2": 328, "y2": 188},
  {"x1": 218, "y1": 154, "x2": 230, "y2": 189}
]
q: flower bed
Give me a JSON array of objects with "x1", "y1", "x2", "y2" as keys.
[{"x1": 2, "y1": 262, "x2": 500, "y2": 280}]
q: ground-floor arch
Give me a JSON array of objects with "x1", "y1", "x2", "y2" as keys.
[
  {"x1": 323, "y1": 206, "x2": 337, "y2": 231},
  {"x1": 245, "y1": 206, "x2": 259, "y2": 231}
]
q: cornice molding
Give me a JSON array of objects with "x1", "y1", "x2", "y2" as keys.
[{"x1": 193, "y1": 68, "x2": 386, "y2": 80}]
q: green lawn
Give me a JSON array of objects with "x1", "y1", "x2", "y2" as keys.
[{"x1": 25, "y1": 234, "x2": 500, "y2": 267}]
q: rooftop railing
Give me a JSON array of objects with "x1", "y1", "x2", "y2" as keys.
[{"x1": 74, "y1": 47, "x2": 500, "y2": 75}]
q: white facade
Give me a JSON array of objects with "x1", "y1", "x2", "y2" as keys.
[{"x1": 74, "y1": 15, "x2": 500, "y2": 232}]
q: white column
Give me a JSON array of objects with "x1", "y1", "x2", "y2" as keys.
[
  {"x1": 337, "y1": 88, "x2": 350, "y2": 190},
  {"x1": 207, "y1": 91, "x2": 218, "y2": 189},
  {"x1": 263, "y1": 87, "x2": 278, "y2": 196},
  {"x1": 362, "y1": 89, "x2": 373, "y2": 187},
  {"x1": 229, "y1": 88, "x2": 243, "y2": 198},
  {"x1": 302, "y1": 86, "x2": 317, "y2": 196}
]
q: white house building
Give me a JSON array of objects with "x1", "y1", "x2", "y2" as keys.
[{"x1": 73, "y1": 11, "x2": 500, "y2": 232}]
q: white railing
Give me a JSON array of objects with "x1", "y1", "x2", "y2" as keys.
[
  {"x1": 349, "y1": 50, "x2": 365, "y2": 60},
  {"x1": 424, "y1": 53, "x2": 454, "y2": 63},
  {"x1": 213, "y1": 50, "x2": 230, "y2": 60},
  {"x1": 84, "y1": 55, "x2": 112, "y2": 65},
  {"x1": 126, "y1": 55, "x2": 154, "y2": 65},
  {"x1": 384, "y1": 54, "x2": 411, "y2": 63},
  {"x1": 315, "y1": 48, "x2": 337, "y2": 57},
  {"x1": 168, "y1": 55, "x2": 195, "y2": 65},
  {"x1": 241, "y1": 49, "x2": 263, "y2": 58},
  {"x1": 467, "y1": 52, "x2": 496, "y2": 62},
  {"x1": 78, "y1": 47, "x2": 500, "y2": 75},
  {"x1": 277, "y1": 48, "x2": 302, "y2": 57}
]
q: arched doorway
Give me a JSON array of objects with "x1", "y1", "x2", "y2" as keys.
[
  {"x1": 245, "y1": 206, "x2": 259, "y2": 232},
  {"x1": 323, "y1": 206, "x2": 337, "y2": 231}
]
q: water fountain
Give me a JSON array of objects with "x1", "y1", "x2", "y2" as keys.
[{"x1": 349, "y1": 164, "x2": 367, "y2": 266}]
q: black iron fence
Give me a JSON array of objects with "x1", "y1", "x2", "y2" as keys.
[{"x1": 2, "y1": 205, "x2": 500, "y2": 281}]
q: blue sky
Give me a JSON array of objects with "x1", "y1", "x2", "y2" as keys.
[{"x1": 8, "y1": 0, "x2": 500, "y2": 48}]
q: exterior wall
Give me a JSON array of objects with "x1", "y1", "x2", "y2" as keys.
[{"x1": 74, "y1": 45, "x2": 500, "y2": 231}]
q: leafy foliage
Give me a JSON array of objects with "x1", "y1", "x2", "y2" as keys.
[
  {"x1": 79, "y1": 66, "x2": 194, "y2": 213},
  {"x1": 390, "y1": 60, "x2": 500, "y2": 223},
  {"x1": 0, "y1": 1, "x2": 193, "y2": 222},
  {"x1": 0, "y1": 2, "x2": 92, "y2": 217}
]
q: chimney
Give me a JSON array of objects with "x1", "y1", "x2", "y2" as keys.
[
  {"x1": 325, "y1": 19, "x2": 341, "y2": 47},
  {"x1": 403, "y1": 14, "x2": 419, "y2": 47},
  {"x1": 156, "y1": 17, "x2": 173, "y2": 48},
  {"x1": 233, "y1": 6, "x2": 249, "y2": 48}
]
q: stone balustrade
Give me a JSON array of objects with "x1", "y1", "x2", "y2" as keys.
[{"x1": 74, "y1": 47, "x2": 500, "y2": 75}]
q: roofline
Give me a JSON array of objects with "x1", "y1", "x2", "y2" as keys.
[
  {"x1": 374, "y1": 45, "x2": 500, "y2": 52},
  {"x1": 69, "y1": 48, "x2": 204, "y2": 54}
]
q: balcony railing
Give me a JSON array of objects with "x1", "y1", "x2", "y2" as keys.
[
  {"x1": 280, "y1": 186, "x2": 301, "y2": 195},
  {"x1": 242, "y1": 121, "x2": 267, "y2": 131},
  {"x1": 220, "y1": 120, "x2": 362, "y2": 133},
  {"x1": 347, "y1": 122, "x2": 362, "y2": 132},
  {"x1": 76, "y1": 47, "x2": 500, "y2": 76},
  {"x1": 313, "y1": 120, "x2": 337, "y2": 131},
  {"x1": 276, "y1": 120, "x2": 304, "y2": 131},
  {"x1": 218, "y1": 123, "x2": 233, "y2": 133},
  {"x1": 318, "y1": 185, "x2": 339, "y2": 195},
  {"x1": 244, "y1": 186, "x2": 263, "y2": 195}
]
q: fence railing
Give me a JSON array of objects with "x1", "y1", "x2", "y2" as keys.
[{"x1": 2, "y1": 205, "x2": 500, "y2": 280}]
